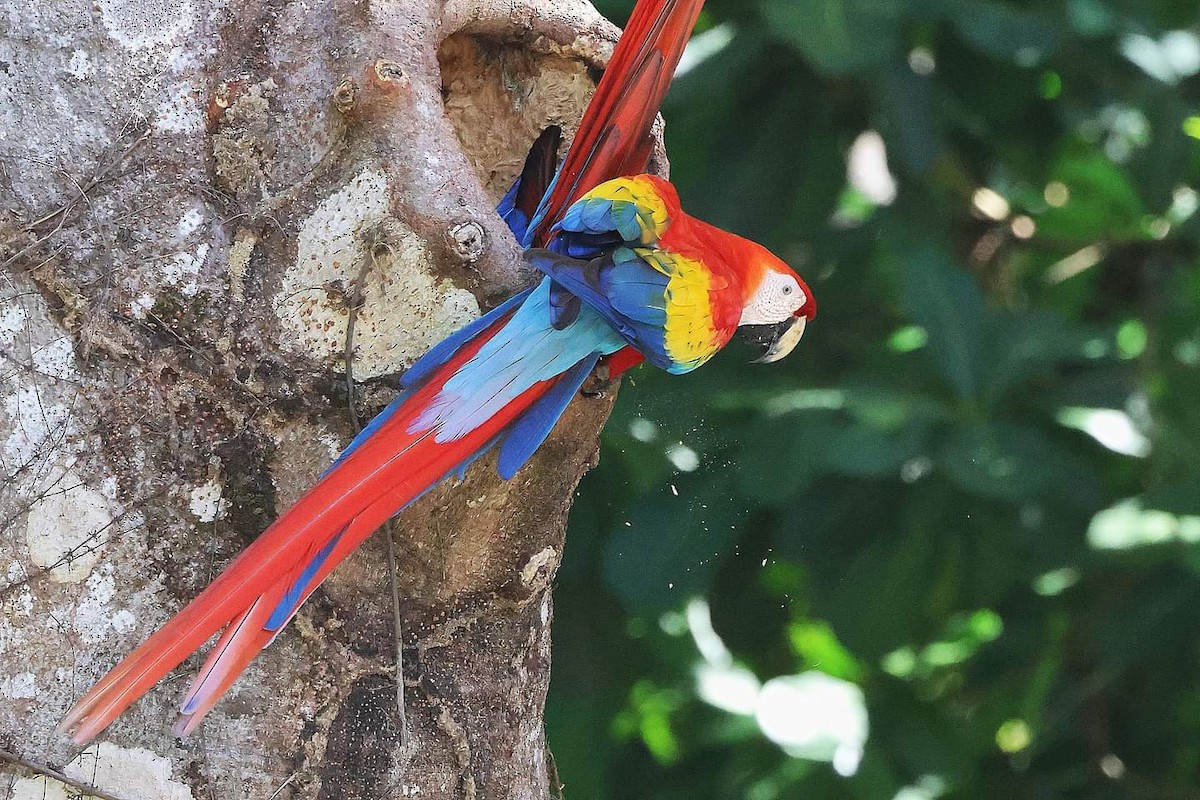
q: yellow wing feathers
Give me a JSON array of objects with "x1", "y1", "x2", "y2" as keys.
[
  {"x1": 581, "y1": 176, "x2": 672, "y2": 244},
  {"x1": 637, "y1": 249, "x2": 726, "y2": 369}
]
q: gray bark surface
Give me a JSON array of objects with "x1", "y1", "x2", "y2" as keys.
[{"x1": 0, "y1": 0, "x2": 635, "y2": 797}]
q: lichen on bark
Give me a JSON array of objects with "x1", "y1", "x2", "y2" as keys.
[{"x1": 0, "y1": 0, "x2": 635, "y2": 797}]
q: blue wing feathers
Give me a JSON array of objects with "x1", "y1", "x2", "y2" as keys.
[
  {"x1": 608, "y1": 285, "x2": 668, "y2": 326},
  {"x1": 613, "y1": 204, "x2": 644, "y2": 242},
  {"x1": 526, "y1": 251, "x2": 636, "y2": 341},
  {"x1": 527, "y1": 249, "x2": 672, "y2": 347},
  {"x1": 581, "y1": 200, "x2": 610, "y2": 231},
  {"x1": 561, "y1": 197, "x2": 639, "y2": 241},
  {"x1": 497, "y1": 181, "x2": 528, "y2": 242},
  {"x1": 554, "y1": 231, "x2": 622, "y2": 259},
  {"x1": 549, "y1": 281, "x2": 582, "y2": 329},
  {"x1": 414, "y1": 279, "x2": 624, "y2": 442}
]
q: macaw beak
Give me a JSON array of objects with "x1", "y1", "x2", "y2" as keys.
[{"x1": 741, "y1": 315, "x2": 808, "y2": 364}]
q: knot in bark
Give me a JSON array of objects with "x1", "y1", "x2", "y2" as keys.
[
  {"x1": 206, "y1": 76, "x2": 248, "y2": 132},
  {"x1": 447, "y1": 220, "x2": 487, "y2": 263},
  {"x1": 372, "y1": 59, "x2": 408, "y2": 88},
  {"x1": 332, "y1": 77, "x2": 358, "y2": 114}
]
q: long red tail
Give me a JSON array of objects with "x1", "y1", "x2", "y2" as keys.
[
  {"x1": 529, "y1": 0, "x2": 705, "y2": 245},
  {"x1": 58, "y1": 310, "x2": 551, "y2": 743}
]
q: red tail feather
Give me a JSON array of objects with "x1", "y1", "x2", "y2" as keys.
[
  {"x1": 531, "y1": 0, "x2": 705, "y2": 245},
  {"x1": 59, "y1": 311, "x2": 555, "y2": 744},
  {"x1": 173, "y1": 595, "x2": 276, "y2": 737}
]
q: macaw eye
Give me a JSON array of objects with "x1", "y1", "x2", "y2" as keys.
[{"x1": 782, "y1": 284, "x2": 793, "y2": 295}]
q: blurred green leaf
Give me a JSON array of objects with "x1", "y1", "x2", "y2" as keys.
[
  {"x1": 842, "y1": 382, "x2": 948, "y2": 429},
  {"x1": 952, "y1": 2, "x2": 1061, "y2": 64},
  {"x1": 819, "y1": 519, "x2": 940, "y2": 659},
  {"x1": 937, "y1": 422, "x2": 1100, "y2": 506},
  {"x1": 603, "y1": 478, "x2": 745, "y2": 612},
  {"x1": 828, "y1": 419, "x2": 931, "y2": 477},
  {"x1": 734, "y1": 411, "x2": 844, "y2": 504},
  {"x1": 895, "y1": 242, "x2": 986, "y2": 400},
  {"x1": 882, "y1": 66, "x2": 941, "y2": 175},
  {"x1": 617, "y1": 680, "x2": 686, "y2": 763},
  {"x1": 549, "y1": 0, "x2": 1200, "y2": 795},
  {"x1": 1145, "y1": 481, "x2": 1200, "y2": 516},
  {"x1": 937, "y1": 422, "x2": 1049, "y2": 502},
  {"x1": 788, "y1": 620, "x2": 864, "y2": 682},
  {"x1": 980, "y1": 309, "x2": 1093, "y2": 405},
  {"x1": 759, "y1": 0, "x2": 904, "y2": 74},
  {"x1": 1067, "y1": 0, "x2": 1117, "y2": 36},
  {"x1": 1037, "y1": 143, "x2": 1146, "y2": 243}
]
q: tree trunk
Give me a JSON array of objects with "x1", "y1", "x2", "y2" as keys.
[{"x1": 0, "y1": 1, "x2": 635, "y2": 797}]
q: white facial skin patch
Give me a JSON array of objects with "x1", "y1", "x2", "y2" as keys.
[{"x1": 739, "y1": 270, "x2": 806, "y2": 326}]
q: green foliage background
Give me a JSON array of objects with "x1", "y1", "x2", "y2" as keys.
[{"x1": 545, "y1": 1, "x2": 1200, "y2": 797}]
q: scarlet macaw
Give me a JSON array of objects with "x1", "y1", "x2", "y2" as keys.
[{"x1": 59, "y1": 0, "x2": 815, "y2": 743}]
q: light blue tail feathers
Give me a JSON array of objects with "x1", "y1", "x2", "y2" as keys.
[{"x1": 337, "y1": 279, "x2": 622, "y2": 483}]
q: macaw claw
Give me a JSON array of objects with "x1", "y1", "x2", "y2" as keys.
[{"x1": 581, "y1": 363, "x2": 614, "y2": 398}]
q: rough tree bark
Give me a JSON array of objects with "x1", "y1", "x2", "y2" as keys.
[{"x1": 0, "y1": 1, "x2": 654, "y2": 797}]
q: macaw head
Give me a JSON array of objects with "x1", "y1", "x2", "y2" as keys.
[{"x1": 735, "y1": 243, "x2": 816, "y2": 364}]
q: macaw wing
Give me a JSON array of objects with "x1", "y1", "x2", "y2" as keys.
[
  {"x1": 550, "y1": 175, "x2": 673, "y2": 257},
  {"x1": 526, "y1": 246, "x2": 730, "y2": 375},
  {"x1": 542, "y1": 174, "x2": 677, "y2": 330}
]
